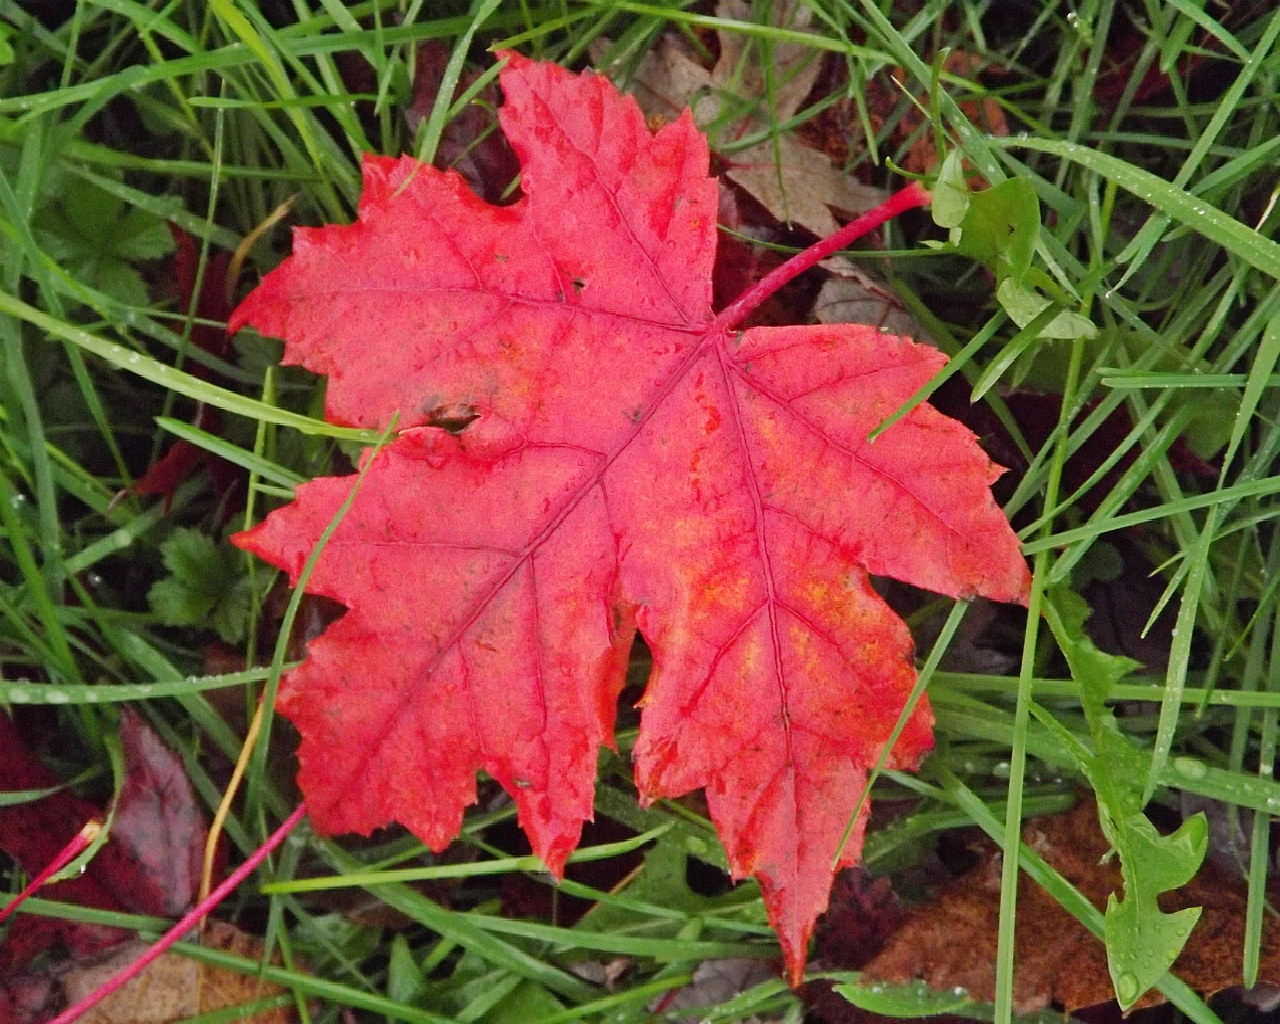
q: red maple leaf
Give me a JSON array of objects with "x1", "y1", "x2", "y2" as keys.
[{"x1": 230, "y1": 53, "x2": 1030, "y2": 982}]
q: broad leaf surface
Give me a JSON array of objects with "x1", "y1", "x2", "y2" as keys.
[{"x1": 231, "y1": 53, "x2": 1030, "y2": 982}]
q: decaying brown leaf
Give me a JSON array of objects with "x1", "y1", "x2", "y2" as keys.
[
  {"x1": 813, "y1": 257, "x2": 924, "y2": 338},
  {"x1": 3, "y1": 921, "x2": 295, "y2": 1024},
  {"x1": 592, "y1": 1, "x2": 885, "y2": 237},
  {"x1": 862, "y1": 796, "x2": 1280, "y2": 1014},
  {"x1": 77, "y1": 922, "x2": 294, "y2": 1024}
]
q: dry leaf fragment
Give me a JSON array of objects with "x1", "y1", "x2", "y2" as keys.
[
  {"x1": 592, "y1": 1, "x2": 886, "y2": 237},
  {"x1": 3, "y1": 922, "x2": 295, "y2": 1024},
  {"x1": 814, "y1": 257, "x2": 925, "y2": 338},
  {"x1": 862, "y1": 796, "x2": 1280, "y2": 1014}
]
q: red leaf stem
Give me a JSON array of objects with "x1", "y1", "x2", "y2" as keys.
[
  {"x1": 712, "y1": 179, "x2": 931, "y2": 332},
  {"x1": 46, "y1": 802, "x2": 308, "y2": 1024},
  {"x1": 0, "y1": 819, "x2": 101, "y2": 926}
]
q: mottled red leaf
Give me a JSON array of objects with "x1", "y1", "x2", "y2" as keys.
[{"x1": 230, "y1": 53, "x2": 1030, "y2": 982}]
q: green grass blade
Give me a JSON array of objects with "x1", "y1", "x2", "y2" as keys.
[{"x1": 998, "y1": 138, "x2": 1280, "y2": 280}]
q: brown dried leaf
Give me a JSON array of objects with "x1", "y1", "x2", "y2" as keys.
[
  {"x1": 591, "y1": 1, "x2": 885, "y2": 237},
  {"x1": 813, "y1": 258, "x2": 924, "y2": 338},
  {"x1": 863, "y1": 796, "x2": 1280, "y2": 1014},
  {"x1": 3, "y1": 922, "x2": 296, "y2": 1024}
]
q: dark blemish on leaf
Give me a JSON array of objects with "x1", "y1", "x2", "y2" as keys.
[
  {"x1": 495, "y1": 253, "x2": 508, "y2": 262},
  {"x1": 514, "y1": 778, "x2": 531, "y2": 788},
  {"x1": 626, "y1": 406, "x2": 642, "y2": 424},
  {"x1": 557, "y1": 289, "x2": 565, "y2": 302},
  {"x1": 572, "y1": 277, "x2": 586, "y2": 296},
  {"x1": 426, "y1": 403, "x2": 480, "y2": 434}
]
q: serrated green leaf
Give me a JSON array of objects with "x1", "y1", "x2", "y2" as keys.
[
  {"x1": 35, "y1": 178, "x2": 175, "y2": 306},
  {"x1": 109, "y1": 207, "x2": 178, "y2": 261},
  {"x1": 1043, "y1": 589, "x2": 1207, "y2": 1009},
  {"x1": 149, "y1": 527, "x2": 260, "y2": 644}
]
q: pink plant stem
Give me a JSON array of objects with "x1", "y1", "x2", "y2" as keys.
[
  {"x1": 0, "y1": 819, "x2": 101, "y2": 925},
  {"x1": 47, "y1": 802, "x2": 308, "y2": 1024},
  {"x1": 712, "y1": 179, "x2": 932, "y2": 334}
]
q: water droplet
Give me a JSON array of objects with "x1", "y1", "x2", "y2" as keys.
[
  {"x1": 45, "y1": 690, "x2": 70, "y2": 705},
  {"x1": 126, "y1": 353, "x2": 140, "y2": 365},
  {"x1": 992, "y1": 761, "x2": 1011, "y2": 778},
  {"x1": 8, "y1": 686, "x2": 29, "y2": 703},
  {"x1": 1265, "y1": 795, "x2": 1280, "y2": 813},
  {"x1": 1116, "y1": 973, "x2": 1140, "y2": 1004},
  {"x1": 1174, "y1": 757, "x2": 1207, "y2": 779},
  {"x1": 953, "y1": 986, "x2": 967, "y2": 996}
]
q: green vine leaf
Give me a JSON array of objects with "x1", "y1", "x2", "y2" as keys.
[{"x1": 1041, "y1": 588, "x2": 1207, "y2": 1009}]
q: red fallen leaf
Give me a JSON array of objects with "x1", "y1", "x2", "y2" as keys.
[
  {"x1": 0, "y1": 707, "x2": 211, "y2": 973},
  {"x1": 230, "y1": 53, "x2": 1030, "y2": 983},
  {"x1": 133, "y1": 230, "x2": 241, "y2": 510},
  {"x1": 168, "y1": 225, "x2": 235, "y2": 365}
]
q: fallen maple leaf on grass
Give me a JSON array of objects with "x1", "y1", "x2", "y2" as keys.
[{"x1": 230, "y1": 52, "x2": 1030, "y2": 983}]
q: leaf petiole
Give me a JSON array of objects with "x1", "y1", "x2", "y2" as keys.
[{"x1": 711, "y1": 180, "x2": 932, "y2": 332}]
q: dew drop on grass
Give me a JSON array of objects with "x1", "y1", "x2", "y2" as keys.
[
  {"x1": 45, "y1": 690, "x2": 70, "y2": 704},
  {"x1": 8, "y1": 686, "x2": 29, "y2": 703},
  {"x1": 1116, "y1": 973, "x2": 1140, "y2": 1004},
  {"x1": 1174, "y1": 757, "x2": 1207, "y2": 779}
]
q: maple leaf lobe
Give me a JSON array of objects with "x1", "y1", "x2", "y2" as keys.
[{"x1": 232, "y1": 53, "x2": 1029, "y2": 987}]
